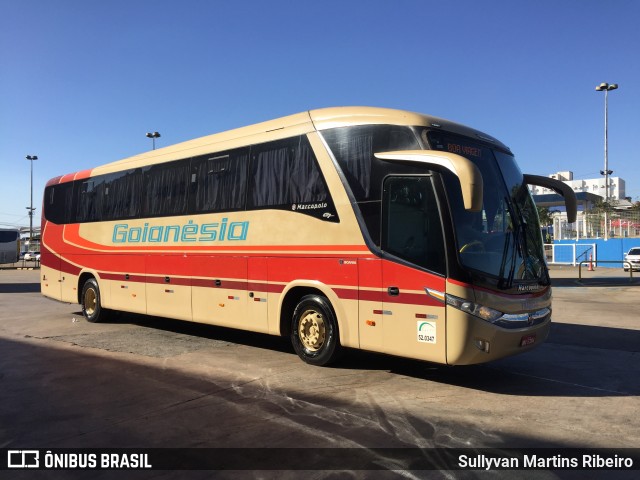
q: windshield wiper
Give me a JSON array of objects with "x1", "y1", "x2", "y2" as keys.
[
  {"x1": 499, "y1": 198, "x2": 524, "y2": 290},
  {"x1": 505, "y1": 228, "x2": 520, "y2": 289},
  {"x1": 520, "y1": 217, "x2": 531, "y2": 277},
  {"x1": 497, "y1": 229, "x2": 513, "y2": 290}
]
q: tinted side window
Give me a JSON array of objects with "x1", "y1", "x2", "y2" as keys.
[
  {"x1": 75, "y1": 179, "x2": 104, "y2": 223},
  {"x1": 102, "y1": 170, "x2": 142, "y2": 220},
  {"x1": 192, "y1": 148, "x2": 248, "y2": 213},
  {"x1": 322, "y1": 125, "x2": 421, "y2": 202},
  {"x1": 382, "y1": 176, "x2": 445, "y2": 274},
  {"x1": 322, "y1": 125, "x2": 422, "y2": 244},
  {"x1": 142, "y1": 161, "x2": 190, "y2": 217},
  {"x1": 248, "y1": 135, "x2": 328, "y2": 208},
  {"x1": 46, "y1": 135, "x2": 335, "y2": 224},
  {"x1": 0, "y1": 230, "x2": 19, "y2": 242},
  {"x1": 44, "y1": 182, "x2": 74, "y2": 224}
]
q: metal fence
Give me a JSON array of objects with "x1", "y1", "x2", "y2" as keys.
[
  {"x1": 545, "y1": 243, "x2": 596, "y2": 266},
  {"x1": 554, "y1": 210, "x2": 640, "y2": 240}
]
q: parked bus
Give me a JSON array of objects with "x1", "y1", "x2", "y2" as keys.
[
  {"x1": 0, "y1": 228, "x2": 20, "y2": 264},
  {"x1": 40, "y1": 107, "x2": 576, "y2": 366}
]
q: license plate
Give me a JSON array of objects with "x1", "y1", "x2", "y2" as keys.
[{"x1": 520, "y1": 334, "x2": 536, "y2": 347}]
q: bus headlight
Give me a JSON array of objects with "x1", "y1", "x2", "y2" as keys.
[
  {"x1": 445, "y1": 294, "x2": 503, "y2": 322},
  {"x1": 425, "y1": 288, "x2": 503, "y2": 323}
]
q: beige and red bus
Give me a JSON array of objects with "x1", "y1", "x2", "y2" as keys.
[{"x1": 41, "y1": 107, "x2": 576, "y2": 366}]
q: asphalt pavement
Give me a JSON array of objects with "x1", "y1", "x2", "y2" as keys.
[{"x1": 0, "y1": 266, "x2": 638, "y2": 479}]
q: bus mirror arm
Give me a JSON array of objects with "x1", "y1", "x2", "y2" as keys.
[
  {"x1": 374, "y1": 150, "x2": 483, "y2": 212},
  {"x1": 523, "y1": 174, "x2": 577, "y2": 224}
]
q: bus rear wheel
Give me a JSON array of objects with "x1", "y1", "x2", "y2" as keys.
[
  {"x1": 291, "y1": 294, "x2": 340, "y2": 366},
  {"x1": 81, "y1": 278, "x2": 108, "y2": 323}
]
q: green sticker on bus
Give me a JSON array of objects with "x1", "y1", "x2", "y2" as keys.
[{"x1": 417, "y1": 321, "x2": 436, "y2": 344}]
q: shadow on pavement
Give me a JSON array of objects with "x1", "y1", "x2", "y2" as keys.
[
  {"x1": 0, "y1": 335, "x2": 626, "y2": 461},
  {"x1": 548, "y1": 322, "x2": 640, "y2": 353},
  {"x1": 0, "y1": 282, "x2": 41, "y2": 293},
  {"x1": 76, "y1": 310, "x2": 640, "y2": 399},
  {"x1": 85, "y1": 310, "x2": 295, "y2": 357}
]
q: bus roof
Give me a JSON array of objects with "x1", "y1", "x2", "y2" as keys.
[{"x1": 51, "y1": 106, "x2": 510, "y2": 182}]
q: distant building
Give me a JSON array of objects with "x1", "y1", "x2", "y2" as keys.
[
  {"x1": 530, "y1": 172, "x2": 637, "y2": 240},
  {"x1": 528, "y1": 171, "x2": 627, "y2": 203}
]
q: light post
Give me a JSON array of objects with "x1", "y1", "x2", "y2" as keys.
[
  {"x1": 146, "y1": 131, "x2": 161, "y2": 150},
  {"x1": 595, "y1": 82, "x2": 618, "y2": 240},
  {"x1": 25, "y1": 155, "x2": 38, "y2": 243}
]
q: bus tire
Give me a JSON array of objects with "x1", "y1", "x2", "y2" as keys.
[
  {"x1": 81, "y1": 278, "x2": 108, "y2": 323},
  {"x1": 291, "y1": 294, "x2": 341, "y2": 366}
]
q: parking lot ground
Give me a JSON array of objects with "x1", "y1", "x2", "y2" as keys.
[{"x1": 0, "y1": 268, "x2": 639, "y2": 478}]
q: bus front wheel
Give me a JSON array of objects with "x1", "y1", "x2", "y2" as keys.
[
  {"x1": 291, "y1": 294, "x2": 340, "y2": 366},
  {"x1": 81, "y1": 278, "x2": 108, "y2": 323}
]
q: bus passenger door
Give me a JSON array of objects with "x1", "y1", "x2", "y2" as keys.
[
  {"x1": 247, "y1": 257, "x2": 269, "y2": 333},
  {"x1": 380, "y1": 175, "x2": 448, "y2": 363}
]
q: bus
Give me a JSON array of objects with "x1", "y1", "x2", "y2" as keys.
[
  {"x1": 0, "y1": 228, "x2": 20, "y2": 264},
  {"x1": 40, "y1": 107, "x2": 576, "y2": 366}
]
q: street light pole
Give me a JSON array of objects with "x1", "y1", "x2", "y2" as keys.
[
  {"x1": 25, "y1": 155, "x2": 38, "y2": 243},
  {"x1": 146, "y1": 131, "x2": 161, "y2": 150},
  {"x1": 595, "y1": 82, "x2": 618, "y2": 241}
]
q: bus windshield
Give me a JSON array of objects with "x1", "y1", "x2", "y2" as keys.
[{"x1": 427, "y1": 131, "x2": 546, "y2": 287}]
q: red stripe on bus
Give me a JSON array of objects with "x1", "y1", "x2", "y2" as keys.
[
  {"x1": 333, "y1": 288, "x2": 358, "y2": 300},
  {"x1": 191, "y1": 278, "x2": 249, "y2": 290},
  {"x1": 358, "y1": 289, "x2": 384, "y2": 302},
  {"x1": 247, "y1": 282, "x2": 284, "y2": 294},
  {"x1": 40, "y1": 244, "x2": 82, "y2": 276},
  {"x1": 74, "y1": 169, "x2": 93, "y2": 180},
  {"x1": 60, "y1": 173, "x2": 76, "y2": 184},
  {"x1": 145, "y1": 276, "x2": 191, "y2": 287},
  {"x1": 100, "y1": 273, "x2": 146, "y2": 283},
  {"x1": 388, "y1": 292, "x2": 443, "y2": 307},
  {"x1": 45, "y1": 176, "x2": 64, "y2": 187}
]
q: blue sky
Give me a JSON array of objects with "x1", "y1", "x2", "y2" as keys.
[{"x1": 2, "y1": 0, "x2": 639, "y2": 229}]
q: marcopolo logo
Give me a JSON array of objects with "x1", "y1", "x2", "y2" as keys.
[
  {"x1": 112, "y1": 218, "x2": 249, "y2": 244},
  {"x1": 292, "y1": 203, "x2": 328, "y2": 211}
]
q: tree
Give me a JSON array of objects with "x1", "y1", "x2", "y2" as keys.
[
  {"x1": 536, "y1": 206, "x2": 553, "y2": 227},
  {"x1": 590, "y1": 199, "x2": 615, "y2": 215}
]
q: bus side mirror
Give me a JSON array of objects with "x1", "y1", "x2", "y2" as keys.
[
  {"x1": 374, "y1": 150, "x2": 483, "y2": 212},
  {"x1": 524, "y1": 174, "x2": 578, "y2": 224}
]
